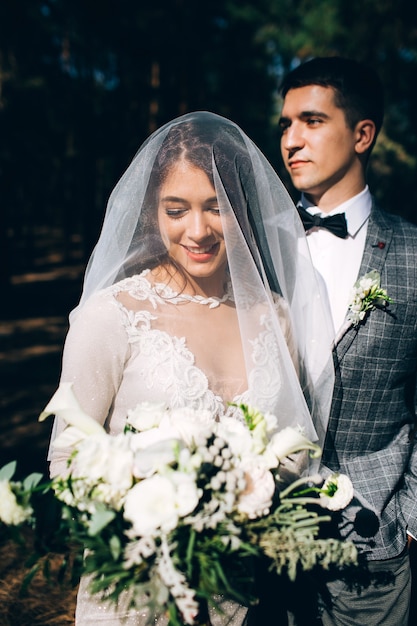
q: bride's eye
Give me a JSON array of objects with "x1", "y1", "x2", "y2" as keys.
[
  {"x1": 206, "y1": 203, "x2": 220, "y2": 215},
  {"x1": 165, "y1": 208, "x2": 187, "y2": 218}
]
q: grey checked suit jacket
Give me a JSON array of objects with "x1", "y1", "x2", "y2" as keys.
[{"x1": 322, "y1": 205, "x2": 417, "y2": 560}]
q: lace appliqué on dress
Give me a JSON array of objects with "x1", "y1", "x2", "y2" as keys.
[
  {"x1": 248, "y1": 311, "x2": 283, "y2": 410},
  {"x1": 108, "y1": 271, "x2": 283, "y2": 419},
  {"x1": 111, "y1": 275, "x2": 229, "y2": 417}
]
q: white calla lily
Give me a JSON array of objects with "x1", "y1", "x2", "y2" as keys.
[
  {"x1": 267, "y1": 426, "x2": 321, "y2": 462},
  {"x1": 52, "y1": 425, "x2": 90, "y2": 449},
  {"x1": 39, "y1": 382, "x2": 105, "y2": 435}
]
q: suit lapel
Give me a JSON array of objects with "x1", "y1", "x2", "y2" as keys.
[
  {"x1": 334, "y1": 206, "x2": 393, "y2": 354},
  {"x1": 357, "y1": 208, "x2": 393, "y2": 279}
]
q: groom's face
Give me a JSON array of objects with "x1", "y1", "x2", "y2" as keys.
[{"x1": 279, "y1": 84, "x2": 361, "y2": 210}]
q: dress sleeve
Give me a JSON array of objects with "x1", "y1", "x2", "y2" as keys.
[{"x1": 49, "y1": 292, "x2": 129, "y2": 477}]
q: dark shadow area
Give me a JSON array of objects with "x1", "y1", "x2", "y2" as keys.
[
  {"x1": 0, "y1": 264, "x2": 82, "y2": 625},
  {"x1": 1, "y1": 270, "x2": 82, "y2": 478}
]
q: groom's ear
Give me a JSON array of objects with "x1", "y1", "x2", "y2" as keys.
[{"x1": 354, "y1": 119, "x2": 377, "y2": 155}]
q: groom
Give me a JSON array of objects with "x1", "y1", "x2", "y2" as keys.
[{"x1": 278, "y1": 56, "x2": 417, "y2": 625}]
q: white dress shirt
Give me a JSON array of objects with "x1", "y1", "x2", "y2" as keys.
[{"x1": 300, "y1": 186, "x2": 372, "y2": 334}]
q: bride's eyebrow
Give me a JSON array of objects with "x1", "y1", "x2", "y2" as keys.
[
  {"x1": 160, "y1": 195, "x2": 218, "y2": 203},
  {"x1": 160, "y1": 196, "x2": 186, "y2": 202}
]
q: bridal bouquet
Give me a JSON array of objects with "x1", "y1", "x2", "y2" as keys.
[{"x1": 0, "y1": 384, "x2": 358, "y2": 625}]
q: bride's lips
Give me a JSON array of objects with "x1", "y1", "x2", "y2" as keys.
[
  {"x1": 182, "y1": 242, "x2": 220, "y2": 261},
  {"x1": 288, "y1": 159, "x2": 309, "y2": 169}
]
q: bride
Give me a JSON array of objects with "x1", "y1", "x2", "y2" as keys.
[{"x1": 48, "y1": 111, "x2": 334, "y2": 624}]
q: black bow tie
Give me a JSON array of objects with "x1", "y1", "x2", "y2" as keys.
[{"x1": 297, "y1": 206, "x2": 348, "y2": 239}]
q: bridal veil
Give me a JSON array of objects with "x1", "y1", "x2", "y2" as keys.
[{"x1": 54, "y1": 111, "x2": 334, "y2": 459}]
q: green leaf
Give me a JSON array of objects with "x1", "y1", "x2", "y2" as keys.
[
  {"x1": 109, "y1": 534, "x2": 122, "y2": 560},
  {"x1": 88, "y1": 507, "x2": 116, "y2": 536},
  {"x1": 0, "y1": 461, "x2": 17, "y2": 481},
  {"x1": 20, "y1": 563, "x2": 41, "y2": 596},
  {"x1": 185, "y1": 528, "x2": 196, "y2": 577},
  {"x1": 23, "y1": 472, "x2": 44, "y2": 491}
]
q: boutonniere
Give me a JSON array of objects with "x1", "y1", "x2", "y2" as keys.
[{"x1": 347, "y1": 270, "x2": 393, "y2": 326}]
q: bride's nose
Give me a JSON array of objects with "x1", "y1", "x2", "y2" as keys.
[{"x1": 188, "y1": 210, "x2": 214, "y2": 241}]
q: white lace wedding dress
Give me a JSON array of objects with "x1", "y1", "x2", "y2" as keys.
[{"x1": 50, "y1": 270, "x2": 293, "y2": 625}]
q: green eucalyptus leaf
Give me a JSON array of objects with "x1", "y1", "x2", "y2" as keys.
[
  {"x1": 109, "y1": 534, "x2": 122, "y2": 560},
  {"x1": 23, "y1": 472, "x2": 44, "y2": 491},
  {"x1": 88, "y1": 507, "x2": 116, "y2": 536},
  {"x1": 0, "y1": 461, "x2": 17, "y2": 481}
]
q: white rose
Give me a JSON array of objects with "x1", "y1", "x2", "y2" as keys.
[
  {"x1": 71, "y1": 433, "x2": 134, "y2": 507},
  {"x1": 126, "y1": 402, "x2": 167, "y2": 432},
  {"x1": 264, "y1": 412, "x2": 279, "y2": 433},
  {"x1": 319, "y1": 474, "x2": 354, "y2": 511},
  {"x1": 99, "y1": 435, "x2": 134, "y2": 489},
  {"x1": 164, "y1": 407, "x2": 216, "y2": 446},
  {"x1": 0, "y1": 481, "x2": 32, "y2": 525},
  {"x1": 169, "y1": 471, "x2": 199, "y2": 517},
  {"x1": 70, "y1": 436, "x2": 109, "y2": 479},
  {"x1": 237, "y1": 461, "x2": 275, "y2": 519},
  {"x1": 132, "y1": 439, "x2": 179, "y2": 478},
  {"x1": 124, "y1": 472, "x2": 198, "y2": 537},
  {"x1": 215, "y1": 417, "x2": 253, "y2": 458},
  {"x1": 358, "y1": 277, "x2": 374, "y2": 293},
  {"x1": 124, "y1": 475, "x2": 178, "y2": 536}
]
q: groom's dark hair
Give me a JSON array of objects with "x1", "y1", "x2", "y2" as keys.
[{"x1": 280, "y1": 56, "x2": 384, "y2": 140}]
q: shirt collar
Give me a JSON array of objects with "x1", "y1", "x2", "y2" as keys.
[{"x1": 300, "y1": 186, "x2": 372, "y2": 237}]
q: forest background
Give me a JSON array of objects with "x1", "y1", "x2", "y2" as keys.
[
  {"x1": 2, "y1": 0, "x2": 417, "y2": 533},
  {"x1": 0, "y1": 1, "x2": 417, "y2": 623},
  {"x1": 4, "y1": 0, "x2": 417, "y2": 471}
]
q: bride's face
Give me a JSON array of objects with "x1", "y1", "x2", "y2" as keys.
[{"x1": 157, "y1": 160, "x2": 228, "y2": 291}]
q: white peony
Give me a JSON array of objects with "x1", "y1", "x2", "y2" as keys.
[
  {"x1": 0, "y1": 481, "x2": 32, "y2": 525},
  {"x1": 126, "y1": 402, "x2": 167, "y2": 432}
]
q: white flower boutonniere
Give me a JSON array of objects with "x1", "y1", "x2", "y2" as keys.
[
  {"x1": 347, "y1": 270, "x2": 393, "y2": 326},
  {"x1": 318, "y1": 473, "x2": 354, "y2": 511}
]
